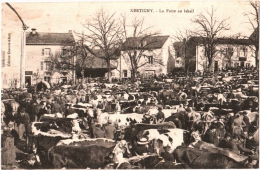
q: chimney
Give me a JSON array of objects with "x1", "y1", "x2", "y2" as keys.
[
  {"x1": 31, "y1": 28, "x2": 37, "y2": 34},
  {"x1": 69, "y1": 30, "x2": 72, "y2": 33}
]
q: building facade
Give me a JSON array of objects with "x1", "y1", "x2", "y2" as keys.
[
  {"x1": 195, "y1": 39, "x2": 256, "y2": 71},
  {"x1": 110, "y1": 35, "x2": 176, "y2": 79},
  {"x1": 25, "y1": 29, "x2": 75, "y2": 86}
]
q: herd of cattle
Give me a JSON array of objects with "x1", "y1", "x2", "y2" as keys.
[{"x1": 1, "y1": 68, "x2": 259, "y2": 169}]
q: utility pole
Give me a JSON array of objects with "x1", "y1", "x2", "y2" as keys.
[{"x1": 6, "y1": 3, "x2": 29, "y2": 88}]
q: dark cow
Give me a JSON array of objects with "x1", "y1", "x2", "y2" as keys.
[
  {"x1": 48, "y1": 144, "x2": 114, "y2": 169},
  {"x1": 132, "y1": 155, "x2": 164, "y2": 169},
  {"x1": 173, "y1": 146, "x2": 245, "y2": 169},
  {"x1": 29, "y1": 135, "x2": 71, "y2": 168},
  {"x1": 57, "y1": 138, "x2": 116, "y2": 148},
  {"x1": 155, "y1": 162, "x2": 190, "y2": 169}
]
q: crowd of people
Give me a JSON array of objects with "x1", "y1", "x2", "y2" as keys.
[{"x1": 1, "y1": 66, "x2": 259, "y2": 169}]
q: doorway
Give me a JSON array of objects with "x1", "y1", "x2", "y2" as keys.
[
  {"x1": 25, "y1": 76, "x2": 31, "y2": 86},
  {"x1": 60, "y1": 77, "x2": 67, "y2": 84},
  {"x1": 240, "y1": 61, "x2": 245, "y2": 67}
]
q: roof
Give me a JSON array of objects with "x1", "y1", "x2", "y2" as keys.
[
  {"x1": 187, "y1": 37, "x2": 253, "y2": 46},
  {"x1": 249, "y1": 27, "x2": 259, "y2": 41},
  {"x1": 122, "y1": 35, "x2": 170, "y2": 51},
  {"x1": 26, "y1": 32, "x2": 75, "y2": 45},
  {"x1": 82, "y1": 56, "x2": 117, "y2": 69},
  {"x1": 84, "y1": 45, "x2": 120, "y2": 60}
]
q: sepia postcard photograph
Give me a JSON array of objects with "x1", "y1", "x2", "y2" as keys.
[{"x1": 1, "y1": 0, "x2": 259, "y2": 169}]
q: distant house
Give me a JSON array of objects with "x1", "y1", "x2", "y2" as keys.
[
  {"x1": 25, "y1": 29, "x2": 75, "y2": 85},
  {"x1": 184, "y1": 36, "x2": 256, "y2": 72},
  {"x1": 110, "y1": 35, "x2": 175, "y2": 79},
  {"x1": 80, "y1": 51, "x2": 119, "y2": 78}
]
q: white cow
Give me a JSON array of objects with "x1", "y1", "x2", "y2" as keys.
[{"x1": 143, "y1": 128, "x2": 185, "y2": 153}]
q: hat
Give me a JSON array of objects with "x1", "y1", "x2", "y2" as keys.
[
  {"x1": 137, "y1": 138, "x2": 149, "y2": 145},
  {"x1": 186, "y1": 107, "x2": 192, "y2": 113},
  {"x1": 20, "y1": 108, "x2": 26, "y2": 113}
]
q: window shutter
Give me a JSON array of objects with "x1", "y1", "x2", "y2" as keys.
[
  {"x1": 41, "y1": 61, "x2": 43, "y2": 70},
  {"x1": 42, "y1": 49, "x2": 44, "y2": 55}
]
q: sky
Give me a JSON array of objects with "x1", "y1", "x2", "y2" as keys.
[{"x1": 1, "y1": 1, "x2": 257, "y2": 42}]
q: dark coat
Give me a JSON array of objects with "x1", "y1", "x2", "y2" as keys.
[
  {"x1": 93, "y1": 127, "x2": 105, "y2": 138},
  {"x1": 104, "y1": 124, "x2": 116, "y2": 139}
]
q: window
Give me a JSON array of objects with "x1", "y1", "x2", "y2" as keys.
[
  {"x1": 2, "y1": 51, "x2": 5, "y2": 67},
  {"x1": 42, "y1": 48, "x2": 51, "y2": 56},
  {"x1": 123, "y1": 70, "x2": 127, "y2": 78},
  {"x1": 62, "y1": 49, "x2": 67, "y2": 56},
  {"x1": 246, "y1": 63, "x2": 250, "y2": 68},
  {"x1": 40, "y1": 61, "x2": 43, "y2": 70},
  {"x1": 45, "y1": 61, "x2": 50, "y2": 70},
  {"x1": 148, "y1": 56, "x2": 153, "y2": 64},
  {"x1": 240, "y1": 47, "x2": 247, "y2": 57}
]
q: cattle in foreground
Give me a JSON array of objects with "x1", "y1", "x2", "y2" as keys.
[
  {"x1": 173, "y1": 146, "x2": 246, "y2": 169},
  {"x1": 48, "y1": 144, "x2": 114, "y2": 169}
]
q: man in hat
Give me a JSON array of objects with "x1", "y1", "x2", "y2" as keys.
[
  {"x1": 135, "y1": 138, "x2": 151, "y2": 156},
  {"x1": 97, "y1": 100, "x2": 104, "y2": 110},
  {"x1": 51, "y1": 99, "x2": 63, "y2": 115},
  {"x1": 16, "y1": 108, "x2": 30, "y2": 141},
  {"x1": 93, "y1": 124, "x2": 105, "y2": 138},
  {"x1": 8, "y1": 122, "x2": 19, "y2": 146},
  {"x1": 104, "y1": 101, "x2": 113, "y2": 113},
  {"x1": 156, "y1": 107, "x2": 165, "y2": 124},
  {"x1": 242, "y1": 111, "x2": 251, "y2": 138},
  {"x1": 38, "y1": 99, "x2": 48, "y2": 120},
  {"x1": 64, "y1": 103, "x2": 75, "y2": 117},
  {"x1": 164, "y1": 96, "x2": 172, "y2": 107},
  {"x1": 104, "y1": 119, "x2": 116, "y2": 139}
]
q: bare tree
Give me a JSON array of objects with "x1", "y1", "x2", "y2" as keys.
[
  {"x1": 173, "y1": 28, "x2": 195, "y2": 74},
  {"x1": 119, "y1": 14, "x2": 163, "y2": 80},
  {"x1": 244, "y1": 1, "x2": 259, "y2": 67},
  {"x1": 83, "y1": 8, "x2": 122, "y2": 82},
  {"x1": 49, "y1": 36, "x2": 92, "y2": 84},
  {"x1": 192, "y1": 6, "x2": 230, "y2": 70}
]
